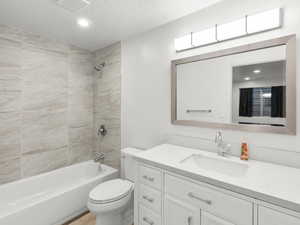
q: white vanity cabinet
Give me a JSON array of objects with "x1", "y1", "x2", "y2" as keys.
[
  {"x1": 201, "y1": 212, "x2": 236, "y2": 225},
  {"x1": 165, "y1": 195, "x2": 200, "y2": 225},
  {"x1": 165, "y1": 174, "x2": 252, "y2": 225},
  {"x1": 136, "y1": 165, "x2": 163, "y2": 225},
  {"x1": 258, "y1": 206, "x2": 300, "y2": 225},
  {"x1": 135, "y1": 163, "x2": 300, "y2": 225}
]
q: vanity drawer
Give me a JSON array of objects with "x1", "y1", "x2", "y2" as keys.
[
  {"x1": 258, "y1": 206, "x2": 300, "y2": 225},
  {"x1": 139, "y1": 165, "x2": 162, "y2": 190},
  {"x1": 139, "y1": 205, "x2": 161, "y2": 225},
  {"x1": 165, "y1": 174, "x2": 253, "y2": 225},
  {"x1": 139, "y1": 183, "x2": 162, "y2": 213}
]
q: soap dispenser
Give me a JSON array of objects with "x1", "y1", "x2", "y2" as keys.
[{"x1": 240, "y1": 142, "x2": 249, "y2": 160}]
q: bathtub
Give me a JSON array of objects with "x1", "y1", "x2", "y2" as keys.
[{"x1": 0, "y1": 161, "x2": 118, "y2": 225}]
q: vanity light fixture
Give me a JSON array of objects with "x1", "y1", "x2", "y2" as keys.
[
  {"x1": 174, "y1": 8, "x2": 282, "y2": 52},
  {"x1": 253, "y1": 69, "x2": 261, "y2": 74},
  {"x1": 217, "y1": 18, "x2": 246, "y2": 41},
  {"x1": 244, "y1": 77, "x2": 251, "y2": 81},
  {"x1": 247, "y1": 8, "x2": 282, "y2": 34},
  {"x1": 174, "y1": 33, "x2": 192, "y2": 51},
  {"x1": 77, "y1": 17, "x2": 91, "y2": 28},
  {"x1": 192, "y1": 27, "x2": 217, "y2": 47}
]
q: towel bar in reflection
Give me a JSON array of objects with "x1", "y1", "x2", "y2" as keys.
[{"x1": 186, "y1": 109, "x2": 212, "y2": 113}]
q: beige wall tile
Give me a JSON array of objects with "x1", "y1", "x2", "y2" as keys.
[
  {"x1": 22, "y1": 109, "x2": 68, "y2": 154},
  {"x1": 0, "y1": 91, "x2": 21, "y2": 112},
  {"x1": 94, "y1": 42, "x2": 121, "y2": 169},
  {"x1": 0, "y1": 24, "x2": 97, "y2": 185},
  {"x1": 0, "y1": 158, "x2": 20, "y2": 184},
  {"x1": 0, "y1": 67, "x2": 22, "y2": 91},
  {"x1": 21, "y1": 147, "x2": 69, "y2": 177},
  {"x1": 0, "y1": 25, "x2": 23, "y2": 42},
  {"x1": 22, "y1": 48, "x2": 68, "y2": 111},
  {"x1": 69, "y1": 142, "x2": 93, "y2": 164},
  {"x1": 70, "y1": 126, "x2": 93, "y2": 145},
  {"x1": 0, "y1": 112, "x2": 21, "y2": 161},
  {"x1": 0, "y1": 37, "x2": 22, "y2": 67}
]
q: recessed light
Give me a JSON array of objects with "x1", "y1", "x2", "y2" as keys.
[
  {"x1": 77, "y1": 18, "x2": 90, "y2": 28},
  {"x1": 253, "y1": 69, "x2": 261, "y2": 74},
  {"x1": 244, "y1": 77, "x2": 251, "y2": 81}
]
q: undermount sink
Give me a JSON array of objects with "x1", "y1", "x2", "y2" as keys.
[{"x1": 180, "y1": 154, "x2": 249, "y2": 177}]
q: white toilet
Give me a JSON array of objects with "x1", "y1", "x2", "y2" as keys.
[{"x1": 87, "y1": 148, "x2": 141, "y2": 225}]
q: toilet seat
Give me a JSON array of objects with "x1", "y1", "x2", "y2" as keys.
[{"x1": 89, "y1": 179, "x2": 133, "y2": 204}]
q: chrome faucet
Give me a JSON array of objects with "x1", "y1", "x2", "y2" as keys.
[
  {"x1": 214, "y1": 131, "x2": 231, "y2": 157},
  {"x1": 94, "y1": 152, "x2": 105, "y2": 171}
]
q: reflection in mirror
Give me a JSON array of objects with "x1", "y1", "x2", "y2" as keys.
[
  {"x1": 176, "y1": 45, "x2": 287, "y2": 127},
  {"x1": 172, "y1": 35, "x2": 296, "y2": 134},
  {"x1": 232, "y1": 60, "x2": 286, "y2": 126}
]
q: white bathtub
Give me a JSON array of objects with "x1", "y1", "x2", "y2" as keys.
[{"x1": 0, "y1": 161, "x2": 118, "y2": 225}]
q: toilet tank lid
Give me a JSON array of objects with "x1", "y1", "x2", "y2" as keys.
[{"x1": 121, "y1": 147, "x2": 143, "y2": 156}]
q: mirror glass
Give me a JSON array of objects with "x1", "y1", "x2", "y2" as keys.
[{"x1": 176, "y1": 45, "x2": 287, "y2": 127}]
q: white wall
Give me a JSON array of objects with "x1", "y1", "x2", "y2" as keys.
[{"x1": 121, "y1": 0, "x2": 300, "y2": 166}]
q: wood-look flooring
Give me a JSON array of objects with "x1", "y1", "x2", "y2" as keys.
[{"x1": 65, "y1": 212, "x2": 96, "y2": 225}]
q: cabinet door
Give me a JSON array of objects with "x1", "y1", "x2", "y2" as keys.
[
  {"x1": 201, "y1": 211, "x2": 236, "y2": 225},
  {"x1": 165, "y1": 195, "x2": 200, "y2": 225},
  {"x1": 259, "y1": 206, "x2": 300, "y2": 225}
]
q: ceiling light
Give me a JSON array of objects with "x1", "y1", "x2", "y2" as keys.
[
  {"x1": 253, "y1": 70, "x2": 261, "y2": 74},
  {"x1": 77, "y1": 18, "x2": 90, "y2": 28},
  {"x1": 244, "y1": 77, "x2": 251, "y2": 81}
]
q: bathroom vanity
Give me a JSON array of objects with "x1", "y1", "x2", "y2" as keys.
[{"x1": 133, "y1": 144, "x2": 300, "y2": 225}]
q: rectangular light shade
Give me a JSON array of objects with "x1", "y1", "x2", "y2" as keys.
[
  {"x1": 217, "y1": 18, "x2": 246, "y2": 41},
  {"x1": 247, "y1": 8, "x2": 281, "y2": 34},
  {"x1": 175, "y1": 34, "x2": 192, "y2": 51},
  {"x1": 192, "y1": 27, "x2": 216, "y2": 46}
]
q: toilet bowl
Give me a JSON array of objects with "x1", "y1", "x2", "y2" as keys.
[
  {"x1": 87, "y1": 179, "x2": 134, "y2": 225},
  {"x1": 87, "y1": 148, "x2": 141, "y2": 225}
]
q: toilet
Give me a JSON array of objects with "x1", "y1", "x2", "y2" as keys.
[{"x1": 87, "y1": 148, "x2": 141, "y2": 225}]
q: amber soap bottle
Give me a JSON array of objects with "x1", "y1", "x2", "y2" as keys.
[{"x1": 240, "y1": 142, "x2": 249, "y2": 160}]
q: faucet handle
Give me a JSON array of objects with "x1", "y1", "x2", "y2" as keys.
[{"x1": 215, "y1": 131, "x2": 222, "y2": 143}]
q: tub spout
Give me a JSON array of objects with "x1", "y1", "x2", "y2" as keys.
[{"x1": 94, "y1": 152, "x2": 105, "y2": 171}]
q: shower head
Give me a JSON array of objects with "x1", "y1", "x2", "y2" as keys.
[{"x1": 94, "y1": 62, "x2": 106, "y2": 71}]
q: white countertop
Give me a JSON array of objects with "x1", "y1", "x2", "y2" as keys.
[{"x1": 133, "y1": 144, "x2": 300, "y2": 212}]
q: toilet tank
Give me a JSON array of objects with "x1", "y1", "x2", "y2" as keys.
[{"x1": 121, "y1": 147, "x2": 142, "y2": 182}]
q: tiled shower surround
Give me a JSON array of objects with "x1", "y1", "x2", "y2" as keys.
[
  {"x1": 0, "y1": 24, "x2": 121, "y2": 184},
  {"x1": 94, "y1": 43, "x2": 121, "y2": 169}
]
